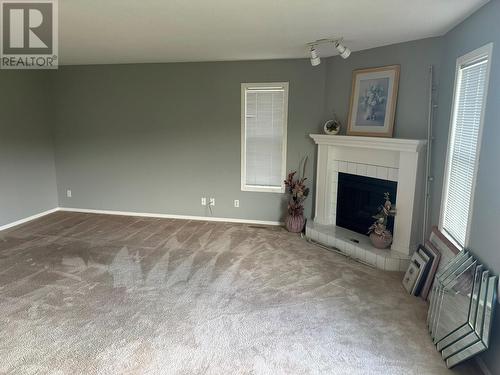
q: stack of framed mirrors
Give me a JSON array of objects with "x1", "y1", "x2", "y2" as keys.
[{"x1": 428, "y1": 251, "x2": 498, "y2": 368}]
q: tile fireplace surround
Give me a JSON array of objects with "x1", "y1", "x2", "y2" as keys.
[{"x1": 307, "y1": 135, "x2": 427, "y2": 271}]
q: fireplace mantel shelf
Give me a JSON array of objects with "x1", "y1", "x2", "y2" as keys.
[{"x1": 310, "y1": 134, "x2": 427, "y2": 153}]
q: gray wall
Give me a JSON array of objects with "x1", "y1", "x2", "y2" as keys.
[
  {"x1": 324, "y1": 37, "x2": 443, "y2": 139},
  {"x1": 52, "y1": 39, "x2": 444, "y2": 224},
  {"x1": 0, "y1": 71, "x2": 58, "y2": 227},
  {"x1": 52, "y1": 60, "x2": 327, "y2": 222},
  {"x1": 431, "y1": 0, "x2": 500, "y2": 372}
]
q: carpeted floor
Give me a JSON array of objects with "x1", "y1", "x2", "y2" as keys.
[{"x1": 0, "y1": 212, "x2": 478, "y2": 374}]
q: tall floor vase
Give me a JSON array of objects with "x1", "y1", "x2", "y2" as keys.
[{"x1": 286, "y1": 214, "x2": 305, "y2": 233}]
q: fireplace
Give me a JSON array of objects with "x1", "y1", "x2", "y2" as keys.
[
  {"x1": 336, "y1": 173, "x2": 397, "y2": 236},
  {"x1": 306, "y1": 134, "x2": 427, "y2": 271}
]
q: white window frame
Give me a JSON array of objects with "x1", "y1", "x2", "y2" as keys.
[
  {"x1": 439, "y1": 43, "x2": 493, "y2": 249},
  {"x1": 241, "y1": 82, "x2": 289, "y2": 193}
]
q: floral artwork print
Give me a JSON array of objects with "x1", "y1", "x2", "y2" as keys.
[{"x1": 356, "y1": 77, "x2": 389, "y2": 126}]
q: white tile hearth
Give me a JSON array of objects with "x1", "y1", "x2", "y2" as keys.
[{"x1": 306, "y1": 221, "x2": 410, "y2": 272}]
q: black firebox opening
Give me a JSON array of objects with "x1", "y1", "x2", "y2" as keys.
[{"x1": 336, "y1": 173, "x2": 397, "y2": 236}]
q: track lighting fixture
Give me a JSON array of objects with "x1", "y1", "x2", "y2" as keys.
[
  {"x1": 310, "y1": 47, "x2": 321, "y2": 66},
  {"x1": 334, "y1": 40, "x2": 351, "y2": 59},
  {"x1": 307, "y1": 38, "x2": 351, "y2": 66}
]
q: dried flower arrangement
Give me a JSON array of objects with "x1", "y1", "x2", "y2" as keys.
[
  {"x1": 284, "y1": 157, "x2": 310, "y2": 232},
  {"x1": 284, "y1": 171, "x2": 310, "y2": 216},
  {"x1": 368, "y1": 192, "x2": 396, "y2": 248}
]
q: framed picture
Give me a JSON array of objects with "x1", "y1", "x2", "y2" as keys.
[
  {"x1": 413, "y1": 246, "x2": 431, "y2": 296},
  {"x1": 429, "y1": 226, "x2": 460, "y2": 274},
  {"x1": 418, "y1": 241, "x2": 442, "y2": 300},
  {"x1": 403, "y1": 251, "x2": 426, "y2": 295},
  {"x1": 347, "y1": 65, "x2": 400, "y2": 137}
]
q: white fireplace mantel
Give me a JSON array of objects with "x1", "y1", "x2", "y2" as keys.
[
  {"x1": 309, "y1": 134, "x2": 427, "y2": 264},
  {"x1": 309, "y1": 134, "x2": 427, "y2": 153}
]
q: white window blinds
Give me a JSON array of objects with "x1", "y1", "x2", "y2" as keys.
[
  {"x1": 441, "y1": 44, "x2": 492, "y2": 247},
  {"x1": 241, "y1": 83, "x2": 288, "y2": 192}
]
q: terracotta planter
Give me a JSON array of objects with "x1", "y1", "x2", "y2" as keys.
[
  {"x1": 369, "y1": 231, "x2": 393, "y2": 249},
  {"x1": 286, "y1": 214, "x2": 305, "y2": 233}
]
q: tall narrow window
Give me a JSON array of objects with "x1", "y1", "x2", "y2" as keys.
[
  {"x1": 241, "y1": 83, "x2": 288, "y2": 193},
  {"x1": 440, "y1": 43, "x2": 492, "y2": 248}
]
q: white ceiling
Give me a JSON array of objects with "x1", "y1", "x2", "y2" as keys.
[{"x1": 59, "y1": 0, "x2": 488, "y2": 65}]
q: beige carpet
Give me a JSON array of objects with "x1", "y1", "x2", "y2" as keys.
[{"x1": 0, "y1": 212, "x2": 478, "y2": 374}]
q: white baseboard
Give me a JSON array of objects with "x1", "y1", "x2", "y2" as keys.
[
  {"x1": 0, "y1": 207, "x2": 60, "y2": 232},
  {"x1": 59, "y1": 207, "x2": 283, "y2": 226},
  {"x1": 0, "y1": 206, "x2": 284, "y2": 233}
]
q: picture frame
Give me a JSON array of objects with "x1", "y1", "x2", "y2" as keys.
[
  {"x1": 403, "y1": 251, "x2": 426, "y2": 295},
  {"x1": 426, "y1": 226, "x2": 461, "y2": 303},
  {"x1": 402, "y1": 259, "x2": 420, "y2": 294},
  {"x1": 429, "y1": 226, "x2": 460, "y2": 275},
  {"x1": 419, "y1": 241, "x2": 442, "y2": 301},
  {"x1": 414, "y1": 246, "x2": 431, "y2": 296},
  {"x1": 346, "y1": 65, "x2": 400, "y2": 137}
]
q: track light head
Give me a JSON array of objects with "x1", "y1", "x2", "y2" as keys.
[
  {"x1": 334, "y1": 41, "x2": 351, "y2": 59},
  {"x1": 310, "y1": 47, "x2": 321, "y2": 66}
]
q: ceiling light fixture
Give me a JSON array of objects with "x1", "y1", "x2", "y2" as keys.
[
  {"x1": 310, "y1": 47, "x2": 321, "y2": 66},
  {"x1": 307, "y1": 38, "x2": 351, "y2": 66},
  {"x1": 334, "y1": 40, "x2": 351, "y2": 59}
]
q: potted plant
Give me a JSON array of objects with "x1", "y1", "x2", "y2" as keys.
[
  {"x1": 284, "y1": 166, "x2": 310, "y2": 233},
  {"x1": 368, "y1": 192, "x2": 396, "y2": 249}
]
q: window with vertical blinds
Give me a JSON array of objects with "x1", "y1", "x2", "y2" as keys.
[
  {"x1": 441, "y1": 44, "x2": 492, "y2": 248},
  {"x1": 241, "y1": 83, "x2": 288, "y2": 192}
]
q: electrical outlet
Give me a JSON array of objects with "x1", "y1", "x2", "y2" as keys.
[
  {"x1": 234, "y1": 199, "x2": 239, "y2": 208},
  {"x1": 209, "y1": 198, "x2": 215, "y2": 206},
  {"x1": 201, "y1": 197, "x2": 207, "y2": 206},
  {"x1": 66, "y1": 189, "x2": 72, "y2": 198}
]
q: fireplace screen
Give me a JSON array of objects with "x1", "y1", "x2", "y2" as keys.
[{"x1": 336, "y1": 172, "x2": 397, "y2": 236}]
